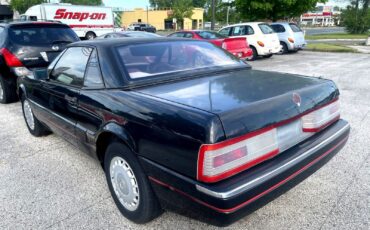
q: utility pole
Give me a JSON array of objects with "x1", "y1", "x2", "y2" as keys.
[
  {"x1": 226, "y1": 0, "x2": 230, "y2": 25},
  {"x1": 146, "y1": 5, "x2": 149, "y2": 24},
  {"x1": 211, "y1": 0, "x2": 215, "y2": 30}
]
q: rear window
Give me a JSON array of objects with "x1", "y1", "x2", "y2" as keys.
[
  {"x1": 195, "y1": 31, "x2": 226, "y2": 39},
  {"x1": 289, "y1": 23, "x2": 302, "y2": 32},
  {"x1": 271, "y1": 24, "x2": 286, "y2": 33},
  {"x1": 116, "y1": 41, "x2": 244, "y2": 79},
  {"x1": 9, "y1": 25, "x2": 79, "y2": 45},
  {"x1": 258, "y1": 23, "x2": 275, "y2": 34}
]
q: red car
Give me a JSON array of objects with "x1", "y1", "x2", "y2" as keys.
[{"x1": 168, "y1": 30, "x2": 254, "y2": 60}]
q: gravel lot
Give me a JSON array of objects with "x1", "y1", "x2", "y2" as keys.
[{"x1": 0, "y1": 51, "x2": 369, "y2": 230}]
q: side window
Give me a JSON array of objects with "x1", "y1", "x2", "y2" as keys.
[
  {"x1": 0, "y1": 27, "x2": 5, "y2": 44},
  {"x1": 245, "y1": 26, "x2": 255, "y2": 35},
  {"x1": 184, "y1": 33, "x2": 193, "y2": 38},
  {"x1": 168, "y1": 32, "x2": 185, "y2": 38},
  {"x1": 219, "y1": 27, "x2": 231, "y2": 37},
  {"x1": 50, "y1": 47, "x2": 92, "y2": 87},
  {"x1": 84, "y1": 49, "x2": 104, "y2": 88},
  {"x1": 231, "y1": 26, "x2": 246, "y2": 36}
]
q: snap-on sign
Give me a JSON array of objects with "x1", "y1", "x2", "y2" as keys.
[{"x1": 54, "y1": 9, "x2": 106, "y2": 21}]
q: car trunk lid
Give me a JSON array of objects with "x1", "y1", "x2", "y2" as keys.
[
  {"x1": 135, "y1": 69, "x2": 339, "y2": 139},
  {"x1": 289, "y1": 23, "x2": 306, "y2": 46}
]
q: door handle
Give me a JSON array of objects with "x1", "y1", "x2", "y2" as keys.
[{"x1": 65, "y1": 95, "x2": 77, "y2": 105}]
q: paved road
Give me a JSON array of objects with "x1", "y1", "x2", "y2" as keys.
[{"x1": 0, "y1": 51, "x2": 369, "y2": 229}]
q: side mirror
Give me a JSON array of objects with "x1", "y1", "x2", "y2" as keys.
[{"x1": 33, "y1": 69, "x2": 49, "y2": 80}]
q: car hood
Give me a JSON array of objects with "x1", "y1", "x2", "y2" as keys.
[{"x1": 135, "y1": 69, "x2": 339, "y2": 139}]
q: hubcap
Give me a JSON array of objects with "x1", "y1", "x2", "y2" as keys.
[
  {"x1": 0, "y1": 81, "x2": 3, "y2": 101},
  {"x1": 23, "y1": 100, "x2": 35, "y2": 130},
  {"x1": 110, "y1": 156, "x2": 140, "y2": 211}
]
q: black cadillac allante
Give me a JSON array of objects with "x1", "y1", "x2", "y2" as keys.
[{"x1": 18, "y1": 38, "x2": 350, "y2": 226}]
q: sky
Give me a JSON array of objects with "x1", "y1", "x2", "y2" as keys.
[{"x1": 103, "y1": 0, "x2": 149, "y2": 9}]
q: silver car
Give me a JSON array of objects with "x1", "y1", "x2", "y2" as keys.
[{"x1": 270, "y1": 22, "x2": 307, "y2": 53}]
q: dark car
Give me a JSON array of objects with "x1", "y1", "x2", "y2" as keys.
[
  {"x1": 96, "y1": 31, "x2": 161, "y2": 39},
  {"x1": 18, "y1": 38, "x2": 350, "y2": 226},
  {"x1": 0, "y1": 21, "x2": 80, "y2": 104},
  {"x1": 128, "y1": 23, "x2": 157, "y2": 33}
]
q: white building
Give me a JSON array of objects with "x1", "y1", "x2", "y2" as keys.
[{"x1": 300, "y1": 5, "x2": 341, "y2": 26}]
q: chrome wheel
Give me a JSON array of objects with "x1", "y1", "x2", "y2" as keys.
[
  {"x1": 23, "y1": 100, "x2": 35, "y2": 130},
  {"x1": 110, "y1": 156, "x2": 140, "y2": 211},
  {"x1": 0, "y1": 81, "x2": 3, "y2": 101}
]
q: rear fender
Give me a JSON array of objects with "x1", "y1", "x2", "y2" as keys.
[{"x1": 97, "y1": 122, "x2": 137, "y2": 153}]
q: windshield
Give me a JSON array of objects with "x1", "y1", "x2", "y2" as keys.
[
  {"x1": 125, "y1": 32, "x2": 161, "y2": 38},
  {"x1": 195, "y1": 31, "x2": 226, "y2": 39},
  {"x1": 289, "y1": 23, "x2": 302, "y2": 32},
  {"x1": 9, "y1": 25, "x2": 79, "y2": 45},
  {"x1": 258, "y1": 23, "x2": 275, "y2": 34},
  {"x1": 116, "y1": 41, "x2": 245, "y2": 79}
]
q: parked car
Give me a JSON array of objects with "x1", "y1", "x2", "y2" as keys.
[
  {"x1": 128, "y1": 23, "x2": 156, "y2": 33},
  {"x1": 168, "y1": 30, "x2": 253, "y2": 60},
  {"x1": 270, "y1": 22, "x2": 307, "y2": 53},
  {"x1": 219, "y1": 22, "x2": 281, "y2": 60},
  {"x1": 18, "y1": 38, "x2": 350, "y2": 226},
  {"x1": 96, "y1": 31, "x2": 161, "y2": 39},
  {"x1": 0, "y1": 21, "x2": 79, "y2": 104}
]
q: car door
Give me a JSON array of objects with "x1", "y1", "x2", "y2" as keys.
[
  {"x1": 74, "y1": 49, "x2": 106, "y2": 153},
  {"x1": 35, "y1": 47, "x2": 92, "y2": 145}
]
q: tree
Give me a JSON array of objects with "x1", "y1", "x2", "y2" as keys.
[
  {"x1": 172, "y1": 0, "x2": 194, "y2": 29},
  {"x1": 10, "y1": 0, "x2": 46, "y2": 14},
  {"x1": 341, "y1": 0, "x2": 370, "y2": 34},
  {"x1": 61, "y1": 0, "x2": 103, "y2": 5},
  {"x1": 204, "y1": 0, "x2": 242, "y2": 24},
  {"x1": 149, "y1": 0, "x2": 195, "y2": 29},
  {"x1": 234, "y1": 0, "x2": 327, "y2": 22},
  {"x1": 149, "y1": 0, "x2": 206, "y2": 8}
]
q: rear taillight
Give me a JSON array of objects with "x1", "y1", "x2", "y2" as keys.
[
  {"x1": 0, "y1": 48, "x2": 23, "y2": 67},
  {"x1": 288, "y1": 37, "x2": 295, "y2": 43},
  {"x1": 257, "y1": 41, "x2": 265, "y2": 47},
  {"x1": 198, "y1": 127, "x2": 279, "y2": 183},
  {"x1": 198, "y1": 99, "x2": 340, "y2": 183},
  {"x1": 302, "y1": 100, "x2": 340, "y2": 132},
  {"x1": 222, "y1": 42, "x2": 227, "y2": 49}
]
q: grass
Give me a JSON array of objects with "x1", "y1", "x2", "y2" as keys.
[
  {"x1": 305, "y1": 43, "x2": 358, "y2": 53},
  {"x1": 305, "y1": 33, "x2": 369, "y2": 40}
]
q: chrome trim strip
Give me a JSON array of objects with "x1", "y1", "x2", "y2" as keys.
[
  {"x1": 29, "y1": 99, "x2": 75, "y2": 126},
  {"x1": 196, "y1": 123, "x2": 350, "y2": 199}
]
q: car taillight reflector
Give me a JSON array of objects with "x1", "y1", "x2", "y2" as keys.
[
  {"x1": 288, "y1": 37, "x2": 295, "y2": 43},
  {"x1": 222, "y1": 42, "x2": 227, "y2": 49},
  {"x1": 198, "y1": 128, "x2": 279, "y2": 183},
  {"x1": 257, "y1": 41, "x2": 265, "y2": 47},
  {"x1": 302, "y1": 100, "x2": 340, "y2": 132},
  {"x1": 0, "y1": 48, "x2": 23, "y2": 67}
]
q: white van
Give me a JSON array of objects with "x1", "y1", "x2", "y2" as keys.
[
  {"x1": 21, "y1": 3, "x2": 115, "y2": 40},
  {"x1": 219, "y1": 22, "x2": 281, "y2": 60}
]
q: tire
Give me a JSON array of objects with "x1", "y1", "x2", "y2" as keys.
[
  {"x1": 280, "y1": 42, "x2": 289, "y2": 54},
  {"x1": 104, "y1": 142, "x2": 163, "y2": 224},
  {"x1": 21, "y1": 95, "x2": 50, "y2": 137},
  {"x1": 249, "y1": 46, "x2": 258, "y2": 61},
  {"x1": 0, "y1": 75, "x2": 18, "y2": 104},
  {"x1": 85, "y1": 32, "x2": 96, "y2": 40}
]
